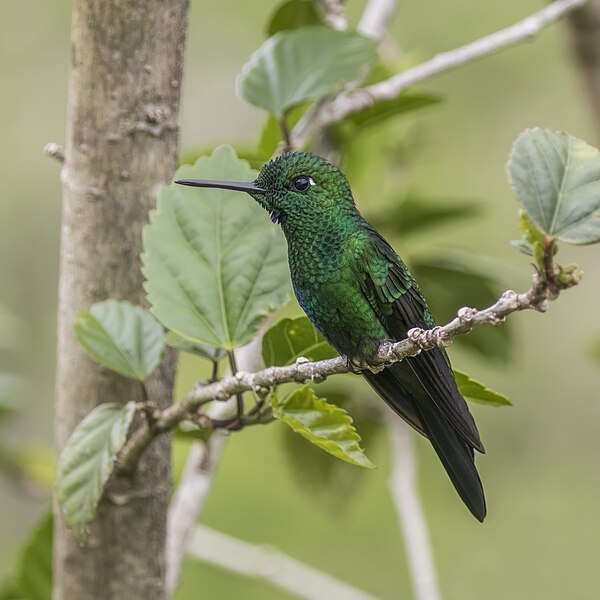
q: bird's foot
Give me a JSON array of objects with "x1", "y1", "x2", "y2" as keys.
[{"x1": 345, "y1": 356, "x2": 386, "y2": 374}]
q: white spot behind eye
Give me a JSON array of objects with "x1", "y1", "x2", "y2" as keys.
[{"x1": 307, "y1": 177, "x2": 315, "y2": 187}]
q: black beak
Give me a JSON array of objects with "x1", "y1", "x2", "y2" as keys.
[{"x1": 175, "y1": 179, "x2": 268, "y2": 194}]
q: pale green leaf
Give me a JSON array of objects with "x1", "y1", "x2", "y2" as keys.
[
  {"x1": 266, "y1": 0, "x2": 322, "y2": 37},
  {"x1": 74, "y1": 300, "x2": 165, "y2": 381},
  {"x1": 16, "y1": 512, "x2": 52, "y2": 600},
  {"x1": 273, "y1": 386, "x2": 374, "y2": 468},
  {"x1": 454, "y1": 369, "x2": 511, "y2": 407},
  {"x1": 237, "y1": 26, "x2": 378, "y2": 116},
  {"x1": 165, "y1": 331, "x2": 226, "y2": 362},
  {"x1": 508, "y1": 128, "x2": 600, "y2": 244},
  {"x1": 143, "y1": 145, "x2": 290, "y2": 350},
  {"x1": 56, "y1": 402, "x2": 136, "y2": 538},
  {"x1": 262, "y1": 316, "x2": 337, "y2": 367},
  {"x1": 280, "y1": 381, "x2": 384, "y2": 510}
]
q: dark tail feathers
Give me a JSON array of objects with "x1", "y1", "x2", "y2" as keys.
[{"x1": 364, "y1": 365, "x2": 486, "y2": 521}]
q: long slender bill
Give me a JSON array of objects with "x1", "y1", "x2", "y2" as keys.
[{"x1": 175, "y1": 179, "x2": 267, "y2": 194}]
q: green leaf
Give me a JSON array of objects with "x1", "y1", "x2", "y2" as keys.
[
  {"x1": 74, "y1": 300, "x2": 165, "y2": 381},
  {"x1": 237, "y1": 26, "x2": 378, "y2": 116},
  {"x1": 336, "y1": 90, "x2": 441, "y2": 137},
  {"x1": 368, "y1": 195, "x2": 480, "y2": 238},
  {"x1": 411, "y1": 253, "x2": 512, "y2": 361},
  {"x1": 165, "y1": 331, "x2": 226, "y2": 362},
  {"x1": 56, "y1": 402, "x2": 136, "y2": 538},
  {"x1": 280, "y1": 381, "x2": 384, "y2": 510},
  {"x1": 15, "y1": 512, "x2": 52, "y2": 600},
  {"x1": 454, "y1": 369, "x2": 511, "y2": 407},
  {"x1": 262, "y1": 316, "x2": 337, "y2": 367},
  {"x1": 273, "y1": 386, "x2": 374, "y2": 468},
  {"x1": 508, "y1": 128, "x2": 600, "y2": 245},
  {"x1": 266, "y1": 0, "x2": 322, "y2": 37},
  {"x1": 511, "y1": 211, "x2": 547, "y2": 265},
  {"x1": 144, "y1": 145, "x2": 290, "y2": 350}
]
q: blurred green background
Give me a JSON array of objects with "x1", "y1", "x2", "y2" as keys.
[{"x1": 1, "y1": 1, "x2": 600, "y2": 599}]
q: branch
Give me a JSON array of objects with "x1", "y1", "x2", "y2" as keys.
[
  {"x1": 164, "y1": 328, "x2": 267, "y2": 593},
  {"x1": 117, "y1": 265, "x2": 576, "y2": 472},
  {"x1": 388, "y1": 418, "x2": 442, "y2": 600},
  {"x1": 165, "y1": 433, "x2": 226, "y2": 596},
  {"x1": 566, "y1": 0, "x2": 600, "y2": 141},
  {"x1": 291, "y1": 0, "x2": 589, "y2": 148},
  {"x1": 358, "y1": 0, "x2": 397, "y2": 40},
  {"x1": 317, "y1": 0, "x2": 348, "y2": 30},
  {"x1": 186, "y1": 524, "x2": 379, "y2": 600},
  {"x1": 43, "y1": 142, "x2": 65, "y2": 163}
]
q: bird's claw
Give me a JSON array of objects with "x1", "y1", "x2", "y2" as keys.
[{"x1": 345, "y1": 356, "x2": 385, "y2": 374}]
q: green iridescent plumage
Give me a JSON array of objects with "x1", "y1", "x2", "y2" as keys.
[{"x1": 177, "y1": 151, "x2": 487, "y2": 521}]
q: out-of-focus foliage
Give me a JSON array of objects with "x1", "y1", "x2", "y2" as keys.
[
  {"x1": 368, "y1": 195, "x2": 481, "y2": 239},
  {"x1": 0, "y1": 375, "x2": 21, "y2": 419},
  {"x1": 265, "y1": 0, "x2": 322, "y2": 37},
  {"x1": 410, "y1": 253, "x2": 513, "y2": 360},
  {"x1": 15, "y1": 512, "x2": 52, "y2": 600},
  {"x1": 334, "y1": 90, "x2": 442, "y2": 143}
]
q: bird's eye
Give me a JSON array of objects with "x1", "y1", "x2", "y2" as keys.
[{"x1": 291, "y1": 176, "x2": 314, "y2": 192}]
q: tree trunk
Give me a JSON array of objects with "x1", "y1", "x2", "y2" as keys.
[
  {"x1": 567, "y1": 0, "x2": 600, "y2": 141},
  {"x1": 54, "y1": 2, "x2": 189, "y2": 599}
]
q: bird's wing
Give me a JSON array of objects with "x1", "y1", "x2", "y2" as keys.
[{"x1": 358, "y1": 227, "x2": 484, "y2": 453}]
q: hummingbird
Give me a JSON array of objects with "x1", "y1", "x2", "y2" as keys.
[{"x1": 177, "y1": 152, "x2": 486, "y2": 521}]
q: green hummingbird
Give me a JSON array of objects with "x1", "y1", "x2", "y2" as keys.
[{"x1": 177, "y1": 152, "x2": 486, "y2": 521}]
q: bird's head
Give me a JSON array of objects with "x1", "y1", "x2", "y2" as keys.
[{"x1": 176, "y1": 151, "x2": 355, "y2": 228}]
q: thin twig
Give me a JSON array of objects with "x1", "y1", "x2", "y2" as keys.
[
  {"x1": 187, "y1": 524, "x2": 379, "y2": 600},
  {"x1": 227, "y1": 350, "x2": 244, "y2": 426},
  {"x1": 389, "y1": 418, "x2": 442, "y2": 600},
  {"x1": 164, "y1": 324, "x2": 268, "y2": 592},
  {"x1": 291, "y1": 0, "x2": 589, "y2": 148},
  {"x1": 43, "y1": 142, "x2": 65, "y2": 163},
  {"x1": 117, "y1": 266, "x2": 575, "y2": 473},
  {"x1": 278, "y1": 116, "x2": 293, "y2": 153},
  {"x1": 566, "y1": 0, "x2": 600, "y2": 141}
]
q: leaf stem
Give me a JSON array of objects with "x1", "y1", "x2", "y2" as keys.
[
  {"x1": 227, "y1": 350, "x2": 244, "y2": 426},
  {"x1": 210, "y1": 359, "x2": 219, "y2": 383},
  {"x1": 278, "y1": 116, "x2": 292, "y2": 153}
]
